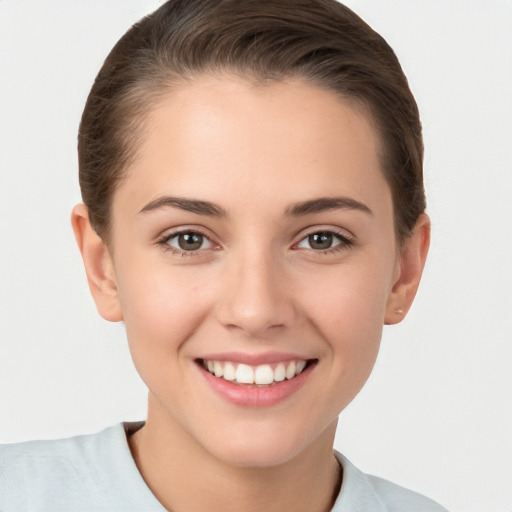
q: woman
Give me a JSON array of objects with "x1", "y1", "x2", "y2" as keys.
[{"x1": 0, "y1": 1, "x2": 448, "y2": 510}]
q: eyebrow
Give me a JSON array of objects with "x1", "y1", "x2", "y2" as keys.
[
  {"x1": 285, "y1": 197, "x2": 373, "y2": 217},
  {"x1": 139, "y1": 195, "x2": 372, "y2": 218},
  {"x1": 139, "y1": 196, "x2": 227, "y2": 217}
]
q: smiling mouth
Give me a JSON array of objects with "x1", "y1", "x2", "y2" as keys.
[{"x1": 197, "y1": 359, "x2": 316, "y2": 387}]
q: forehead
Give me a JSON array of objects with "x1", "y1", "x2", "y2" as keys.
[{"x1": 115, "y1": 75, "x2": 390, "y2": 217}]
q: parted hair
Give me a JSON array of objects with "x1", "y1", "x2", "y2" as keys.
[{"x1": 78, "y1": 0, "x2": 424, "y2": 244}]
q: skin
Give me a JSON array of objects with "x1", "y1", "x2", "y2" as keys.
[{"x1": 72, "y1": 76, "x2": 429, "y2": 512}]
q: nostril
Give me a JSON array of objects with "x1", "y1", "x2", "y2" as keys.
[
  {"x1": 215, "y1": 296, "x2": 296, "y2": 336},
  {"x1": 214, "y1": 263, "x2": 296, "y2": 335}
]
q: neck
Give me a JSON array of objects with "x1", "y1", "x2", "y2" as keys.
[{"x1": 128, "y1": 396, "x2": 342, "y2": 512}]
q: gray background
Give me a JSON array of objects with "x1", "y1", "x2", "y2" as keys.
[{"x1": 1, "y1": 1, "x2": 511, "y2": 511}]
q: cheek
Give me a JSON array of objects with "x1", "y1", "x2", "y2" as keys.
[
  {"x1": 115, "y1": 263, "x2": 212, "y2": 366},
  {"x1": 298, "y1": 261, "x2": 391, "y2": 374},
  {"x1": 302, "y1": 258, "x2": 391, "y2": 330}
]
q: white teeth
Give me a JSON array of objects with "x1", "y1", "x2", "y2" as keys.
[
  {"x1": 274, "y1": 363, "x2": 286, "y2": 382},
  {"x1": 223, "y1": 362, "x2": 236, "y2": 381},
  {"x1": 235, "y1": 364, "x2": 254, "y2": 384},
  {"x1": 285, "y1": 361, "x2": 296, "y2": 380},
  {"x1": 254, "y1": 365, "x2": 274, "y2": 385},
  {"x1": 203, "y1": 359, "x2": 309, "y2": 385},
  {"x1": 213, "y1": 361, "x2": 223, "y2": 378}
]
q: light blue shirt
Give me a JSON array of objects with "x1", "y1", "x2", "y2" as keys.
[{"x1": 0, "y1": 423, "x2": 448, "y2": 511}]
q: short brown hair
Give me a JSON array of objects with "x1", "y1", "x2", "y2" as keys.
[{"x1": 78, "y1": 0, "x2": 424, "y2": 244}]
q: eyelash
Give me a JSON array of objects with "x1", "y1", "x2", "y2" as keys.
[
  {"x1": 293, "y1": 228, "x2": 355, "y2": 255},
  {"x1": 156, "y1": 228, "x2": 355, "y2": 257},
  {"x1": 157, "y1": 228, "x2": 217, "y2": 257}
]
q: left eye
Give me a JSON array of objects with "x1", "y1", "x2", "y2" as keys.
[
  {"x1": 166, "y1": 231, "x2": 213, "y2": 251},
  {"x1": 296, "y1": 231, "x2": 345, "y2": 250}
]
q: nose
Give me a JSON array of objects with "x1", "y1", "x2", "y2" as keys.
[{"x1": 215, "y1": 249, "x2": 296, "y2": 337}]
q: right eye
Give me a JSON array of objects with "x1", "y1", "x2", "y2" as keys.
[{"x1": 163, "y1": 231, "x2": 214, "y2": 252}]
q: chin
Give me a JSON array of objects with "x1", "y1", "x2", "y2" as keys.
[
  {"x1": 202, "y1": 419, "x2": 335, "y2": 469},
  {"x1": 212, "y1": 439, "x2": 305, "y2": 469}
]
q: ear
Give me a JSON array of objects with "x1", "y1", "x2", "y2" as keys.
[
  {"x1": 71, "y1": 204, "x2": 123, "y2": 322},
  {"x1": 385, "y1": 214, "x2": 430, "y2": 325}
]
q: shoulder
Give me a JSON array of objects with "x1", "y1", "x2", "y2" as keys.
[
  {"x1": 1, "y1": 423, "x2": 124, "y2": 461},
  {"x1": 332, "y1": 452, "x2": 449, "y2": 512},
  {"x1": 0, "y1": 423, "x2": 125, "y2": 480},
  {"x1": 0, "y1": 423, "x2": 163, "y2": 512}
]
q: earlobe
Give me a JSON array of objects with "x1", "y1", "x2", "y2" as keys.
[
  {"x1": 384, "y1": 214, "x2": 430, "y2": 325},
  {"x1": 71, "y1": 204, "x2": 123, "y2": 322}
]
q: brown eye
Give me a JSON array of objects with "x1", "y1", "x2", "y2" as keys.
[
  {"x1": 296, "y1": 231, "x2": 350, "y2": 251},
  {"x1": 167, "y1": 231, "x2": 212, "y2": 251},
  {"x1": 308, "y1": 232, "x2": 334, "y2": 250}
]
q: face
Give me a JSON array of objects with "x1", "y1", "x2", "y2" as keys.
[{"x1": 96, "y1": 76, "x2": 408, "y2": 467}]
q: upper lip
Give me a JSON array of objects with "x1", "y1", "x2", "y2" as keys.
[{"x1": 196, "y1": 351, "x2": 313, "y2": 365}]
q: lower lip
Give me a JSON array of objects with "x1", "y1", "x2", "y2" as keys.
[{"x1": 198, "y1": 362, "x2": 316, "y2": 408}]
